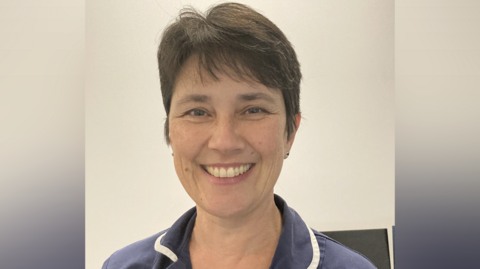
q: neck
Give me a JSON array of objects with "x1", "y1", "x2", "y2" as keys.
[{"x1": 190, "y1": 194, "x2": 282, "y2": 258}]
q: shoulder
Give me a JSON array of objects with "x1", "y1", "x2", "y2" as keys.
[
  {"x1": 102, "y1": 230, "x2": 167, "y2": 269},
  {"x1": 312, "y1": 230, "x2": 377, "y2": 269}
]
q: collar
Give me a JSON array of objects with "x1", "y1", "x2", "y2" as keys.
[{"x1": 154, "y1": 194, "x2": 320, "y2": 269}]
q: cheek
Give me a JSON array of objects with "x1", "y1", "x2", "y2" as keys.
[
  {"x1": 170, "y1": 123, "x2": 195, "y2": 173},
  {"x1": 170, "y1": 121, "x2": 204, "y2": 154},
  {"x1": 244, "y1": 119, "x2": 286, "y2": 157},
  {"x1": 169, "y1": 121, "x2": 211, "y2": 180},
  {"x1": 169, "y1": 123, "x2": 201, "y2": 193},
  {"x1": 169, "y1": 120, "x2": 186, "y2": 148}
]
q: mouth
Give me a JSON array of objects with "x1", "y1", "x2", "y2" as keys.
[{"x1": 202, "y1": 164, "x2": 254, "y2": 178}]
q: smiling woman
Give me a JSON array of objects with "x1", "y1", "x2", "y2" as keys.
[
  {"x1": 99, "y1": 2, "x2": 380, "y2": 269},
  {"x1": 169, "y1": 58, "x2": 297, "y2": 221}
]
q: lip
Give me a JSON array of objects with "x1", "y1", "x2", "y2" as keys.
[
  {"x1": 202, "y1": 162, "x2": 251, "y2": 168},
  {"x1": 201, "y1": 163, "x2": 255, "y2": 186}
]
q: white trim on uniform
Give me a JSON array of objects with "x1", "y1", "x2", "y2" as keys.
[
  {"x1": 154, "y1": 233, "x2": 178, "y2": 262},
  {"x1": 306, "y1": 223, "x2": 321, "y2": 269}
]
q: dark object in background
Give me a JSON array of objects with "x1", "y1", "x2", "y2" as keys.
[
  {"x1": 322, "y1": 229, "x2": 391, "y2": 269},
  {"x1": 392, "y1": 226, "x2": 395, "y2": 267}
]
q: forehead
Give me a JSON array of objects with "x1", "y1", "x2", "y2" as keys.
[{"x1": 173, "y1": 56, "x2": 281, "y2": 98}]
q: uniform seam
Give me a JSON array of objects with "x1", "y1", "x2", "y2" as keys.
[
  {"x1": 318, "y1": 236, "x2": 326, "y2": 269},
  {"x1": 318, "y1": 234, "x2": 377, "y2": 268}
]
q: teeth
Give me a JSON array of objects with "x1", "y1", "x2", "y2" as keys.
[
  {"x1": 227, "y1": 167, "x2": 234, "y2": 177},
  {"x1": 234, "y1": 167, "x2": 239, "y2": 177},
  {"x1": 204, "y1": 164, "x2": 252, "y2": 178},
  {"x1": 219, "y1": 168, "x2": 226, "y2": 177}
]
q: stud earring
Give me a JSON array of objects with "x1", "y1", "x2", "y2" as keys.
[{"x1": 284, "y1": 152, "x2": 290, "y2": 159}]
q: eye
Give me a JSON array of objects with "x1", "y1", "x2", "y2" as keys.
[
  {"x1": 245, "y1": 107, "x2": 264, "y2": 114},
  {"x1": 188, "y1": 109, "x2": 207, "y2": 117}
]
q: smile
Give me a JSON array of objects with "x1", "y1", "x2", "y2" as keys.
[{"x1": 202, "y1": 164, "x2": 253, "y2": 178}]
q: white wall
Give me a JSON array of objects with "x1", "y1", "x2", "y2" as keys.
[{"x1": 86, "y1": 0, "x2": 394, "y2": 268}]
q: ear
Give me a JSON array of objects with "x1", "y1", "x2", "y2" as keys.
[{"x1": 285, "y1": 114, "x2": 301, "y2": 153}]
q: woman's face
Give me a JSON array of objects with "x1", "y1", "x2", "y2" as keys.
[{"x1": 169, "y1": 60, "x2": 299, "y2": 218}]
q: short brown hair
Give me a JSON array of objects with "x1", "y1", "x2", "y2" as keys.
[{"x1": 158, "y1": 2, "x2": 301, "y2": 144}]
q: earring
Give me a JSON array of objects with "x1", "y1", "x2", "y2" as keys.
[
  {"x1": 171, "y1": 153, "x2": 174, "y2": 157},
  {"x1": 284, "y1": 152, "x2": 290, "y2": 159}
]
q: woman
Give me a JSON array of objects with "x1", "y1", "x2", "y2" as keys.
[{"x1": 103, "y1": 3, "x2": 376, "y2": 269}]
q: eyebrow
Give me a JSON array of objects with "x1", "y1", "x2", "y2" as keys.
[
  {"x1": 176, "y1": 94, "x2": 211, "y2": 106},
  {"x1": 175, "y1": 92, "x2": 276, "y2": 106},
  {"x1": 237, "y1": 93, "x2": 276, "y2": 103}
]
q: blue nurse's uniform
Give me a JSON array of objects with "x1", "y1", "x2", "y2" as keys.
[{"x1": 102, "y1": 195, "x2": 377, "y2": 269}]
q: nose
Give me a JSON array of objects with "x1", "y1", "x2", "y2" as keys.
[{"x1": 208, "y1": 116, "x2": 244, "y2": 154}]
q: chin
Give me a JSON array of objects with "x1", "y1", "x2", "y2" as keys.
[{"x1": 197, "y1": 191, "x2": 254, "y2": 218}]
